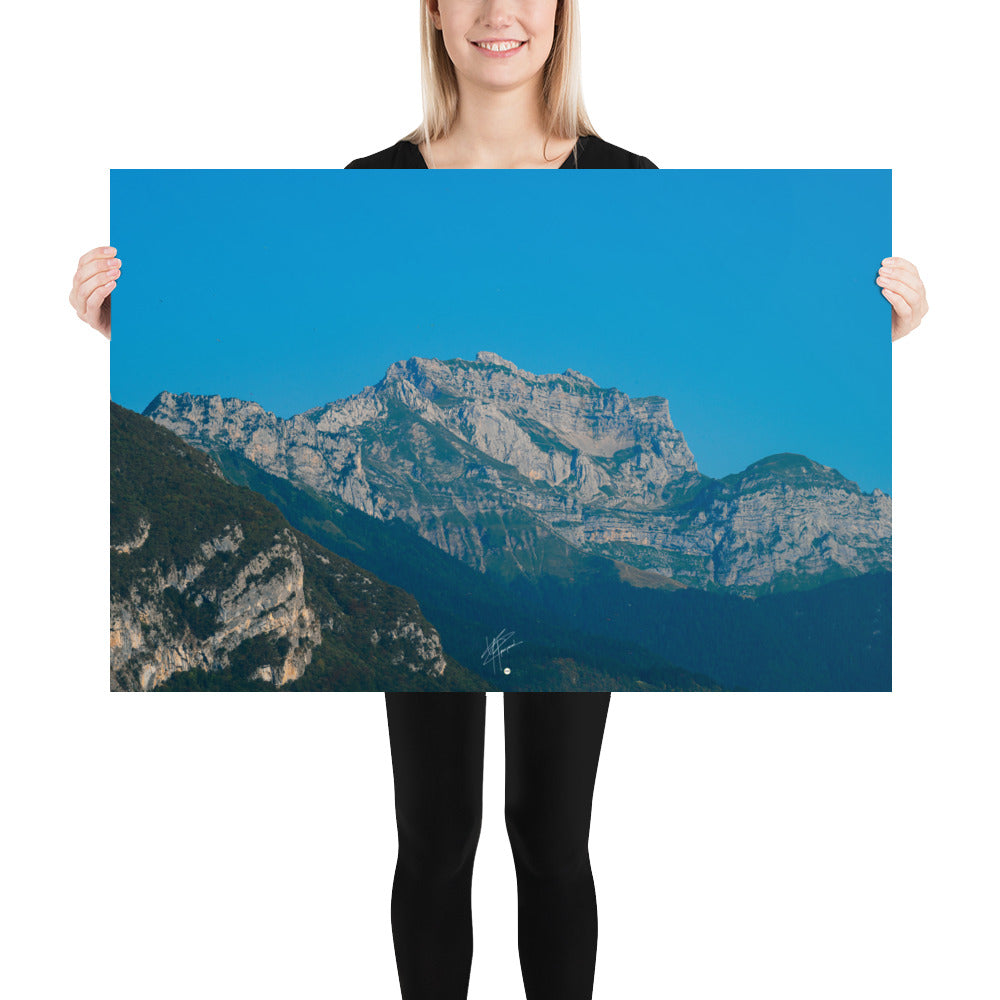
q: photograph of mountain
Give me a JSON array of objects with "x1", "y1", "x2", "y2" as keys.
[{"x1": 111, "y1": 169, "x2": 890, "y2": 692}]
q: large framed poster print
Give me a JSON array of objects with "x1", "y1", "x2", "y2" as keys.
[{"x1": 110, "y1": 169, "x2": 890, "y2": 692}]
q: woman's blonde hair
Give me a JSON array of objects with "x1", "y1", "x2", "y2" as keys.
[{"x1": 400, "y1": 0, "x2": 600, "y2": 165}]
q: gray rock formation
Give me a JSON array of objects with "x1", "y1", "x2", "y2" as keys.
[
  {"x1": 110, "y1": 523, "x2": 323, "y2": 690},
  {"x1": 143, "y1": 352, "x2": 890, "y2": 593}
]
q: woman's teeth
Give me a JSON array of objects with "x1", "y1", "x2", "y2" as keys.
[{"x1": 474, "y1": 40, "x2": 525, "y2": 52}]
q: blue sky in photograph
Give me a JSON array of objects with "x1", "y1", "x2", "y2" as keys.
[{"x1": 111, "y1": 169, "x2": 890, "y2": 493}]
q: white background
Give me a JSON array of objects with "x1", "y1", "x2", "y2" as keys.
[{"x1": 3, "y1": 1, "x2": 997, "y2": 998}]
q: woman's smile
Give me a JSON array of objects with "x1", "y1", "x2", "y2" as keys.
[{"x1": 470, "y1": 38, "x2": 528, "y2": 58}]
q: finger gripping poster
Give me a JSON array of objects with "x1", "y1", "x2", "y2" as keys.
[{"x1": 110, "y1": 169, "x2": 891, "y2": 692}]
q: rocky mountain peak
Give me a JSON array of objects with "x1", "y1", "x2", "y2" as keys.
[
  {"x1": 475, "y1": 350, "x2": 518, "y2": 371},
  {"x1": 365, "y1": 354, "x2": 696, "y2": 473},
  {"x1": 381, "y1": 353, "x2": 609, "y2": 399},
  {"x1": 562, "y1": 368, "x2": 598, "y2": 386}
]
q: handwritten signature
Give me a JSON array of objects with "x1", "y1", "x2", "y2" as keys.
[{"x1": 481, "y1": 628, "x2": 523, "y2": 676}]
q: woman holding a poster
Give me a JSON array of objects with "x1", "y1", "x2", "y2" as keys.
[{"x1": 71, "y1": 2, "x2": 927, "y2": 999}]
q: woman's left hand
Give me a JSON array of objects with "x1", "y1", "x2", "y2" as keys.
[{"x1": 877, "y1": 257, "x2": 928, "y2": 341}]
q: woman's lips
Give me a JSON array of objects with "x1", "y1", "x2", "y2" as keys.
[{"x1": 469, "y1": 39, "x2": 527, "y2": 59}]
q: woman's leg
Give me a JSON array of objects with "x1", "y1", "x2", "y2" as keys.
[
  {"x1": 503, "y1": 691, "x2": 612, "y2": 1000},
  {"x1": 385, "y1": 691, "x2": 487, "y2": 1000}
]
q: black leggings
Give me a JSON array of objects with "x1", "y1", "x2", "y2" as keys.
[{"x1": 385, "y1": 691, "x2": 612, "y2": 1000}]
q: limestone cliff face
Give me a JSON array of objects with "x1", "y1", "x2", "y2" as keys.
[
  {"x1": 110, "y1": 523, "x2": 323, "y2": 691},
  {"x1": 375, "y1": 352, "x2": 697, "y2": 501},
  {"x1": 142, "y1": 353, "x2": 890, "y2": 593},
  {"x1": 110, "y1": 520, "x2": 450, "y2": 691},
  {"x1": 557, "y1": 456, "x2": 891, "y2": 589}
]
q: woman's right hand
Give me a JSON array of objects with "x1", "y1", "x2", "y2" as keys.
[{"x1": 69, "y1": 246, "x2": 121, "y2": 340}]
